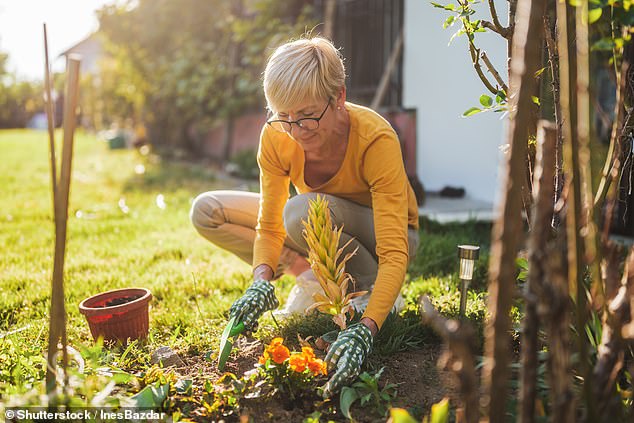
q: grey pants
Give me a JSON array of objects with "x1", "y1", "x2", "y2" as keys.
[{"x1": 190, "y1": 190, "x2": 419, "y2": 290}]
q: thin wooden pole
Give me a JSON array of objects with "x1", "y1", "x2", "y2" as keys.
[
  {"x1": 43, "y1": 23, "x2": 57, "y2": 211},
  {"x1": 481, "y1": 0, "x2": 546, "y2": 419},
  {"x1": 518, "y1": 120, "x2": 556, "y2": 423},
  {"x1": 370, "y1": 29, "x2": 403, "y2": 110},
  {"x1": 45, "y1": 55, "x2": 81, "y2": 395}
]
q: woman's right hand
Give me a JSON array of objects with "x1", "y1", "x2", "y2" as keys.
[{"x1": 228, "y1": 279, "x2": 279, "y2": 330}]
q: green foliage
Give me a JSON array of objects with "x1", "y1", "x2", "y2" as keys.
[
  {"x1": 227, "y1": 148, "x2": 259, "y2": 179},
  {"x1": 462, "y1": 90, "x2": 507, "y2": 117},
  {"x1": 0, "y1": 73, "x2": 45, "y2": 128},
  {"x1": 373, "y1": 310, "x2": 438, "y2": 356},
  {"x1": 339, "y1": 368, "x2": 397, "y2": 419},
  {"x1": 0, "y1": 129, "x2": 501, "y2": 419},
  {"x1": 408, "y1": 218, "x2": 491, "y2": 289},
  {"x1": 96, "y1": 0, "x2": 316, "y2": 152}
]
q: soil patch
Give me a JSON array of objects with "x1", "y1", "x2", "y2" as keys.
[{"x1": 173, "y1": 339, "x2": 448, "y2": 422}]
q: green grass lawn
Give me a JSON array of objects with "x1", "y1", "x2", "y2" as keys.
[{"x1": 0, "y1": 129, "x2": 492, "y2": 419}]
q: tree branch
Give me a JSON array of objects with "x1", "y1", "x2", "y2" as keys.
[
  {"x1": 481, "y1": 51, "x2": 509, "y2": 93},
  {"x1": 469, "y1": 43, "x2": 499, "y2": 94},
  {"x1": 594, "y1": 31, "x2": 634, "y2": 211},
  {"x1": 481, "y1": 19, "x2": 511, "y2": 39},
  {"x1": 486, "y1": 0, "x2": 509, "y2": 37}
]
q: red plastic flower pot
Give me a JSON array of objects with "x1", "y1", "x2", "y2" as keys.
[{"x1": 79, "y1": 287, "x2": 152, "y2": 343}]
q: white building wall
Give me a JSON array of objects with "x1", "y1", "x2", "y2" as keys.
[{"x1": 403, "y1": 0, "x2": 508, "y2": 204}]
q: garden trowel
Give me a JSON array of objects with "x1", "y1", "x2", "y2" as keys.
[{"x1": 217, "y1": 315, "x2": 245, "y2": 371}]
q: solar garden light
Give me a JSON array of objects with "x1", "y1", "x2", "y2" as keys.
[{"x1": 458, "y1": 245, "x2": 480, "y2": 319}]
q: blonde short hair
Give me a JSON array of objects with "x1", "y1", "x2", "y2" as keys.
[{"x1": 263, "y1": 36, "x2": 346, "y2": 114}]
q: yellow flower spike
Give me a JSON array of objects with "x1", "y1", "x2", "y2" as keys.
[{"x1": 302, "y1": 195, "x2": 358, "y2": 330}]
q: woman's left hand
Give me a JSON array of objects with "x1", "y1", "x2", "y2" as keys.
[{"x1": 320, "y1": 322, "x2": 373, "y2": 397}]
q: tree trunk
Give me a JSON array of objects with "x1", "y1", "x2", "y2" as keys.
[
  {"x1": 481, "y1": 0, "x2": 547, "y2": 420},
  {"x1": 518, "y1": 120, "x2": 557, "y2": 423}
]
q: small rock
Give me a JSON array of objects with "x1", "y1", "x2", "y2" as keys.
[{"x1": 151, "y1": 346, "x2": 185, "y2": 368}]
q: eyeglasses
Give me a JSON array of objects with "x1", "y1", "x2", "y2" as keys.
[{"x1": 266, "y1": 102, "x2": 330, "y2": 133}]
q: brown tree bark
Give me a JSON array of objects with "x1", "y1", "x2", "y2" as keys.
[
  {"x1": 481, "y1": 0, "x2": 547, "y2": 420},
  {"x1": 518, "y1": 121, "x2": 557, "y2": 423}
]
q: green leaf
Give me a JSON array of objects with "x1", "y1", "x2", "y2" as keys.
[
  {"x1": 389, "y1": 408, "x2": 419, "y2": 423},
  {"x1": 448, "y1": 28, "x2": 465, "y2": 45},
  {"x1": 479, "y1": 95, "x2": 493, "y2": 107},
  {"x1": 462, "y1": 107, "x2": 482, "y2": 117},
  {"x1": 591, "y1": 37, "x2": 615, "y2": 51},
  {"x1": 125, "y1": 382, "x2": 170, "y2": 408},
  {"x1": 516, "y1": 257, "x2": 529, "y2": 271},
  {"x1": 175, "y1": 379, "x2": 193, "y2": 395},
  {"x1": 531, "y1": 96, "x2": 541, "y2": 106},
  {"x1": 443, "y1": 15, "x2": 456, "y2": 29},
  {"x1": 495, "y1": 90, "x2": 507, "y2": 103},
  {"x1": 534, "y1": 67, "x2": 547, "y2": 78},
  {"x1": 340, "y1": 387, "x2": 360, "y2": 420},
  {"x1": 430, "y1": 397, "x2": 450, "y2": 423},
  {"x1": 588, "y1": 7, "x2": 603, "y2": 23}
]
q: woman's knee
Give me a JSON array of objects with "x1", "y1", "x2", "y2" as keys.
[
  {"x1": 283, "y1": 193, "x2": 318, "y2": 241},
  {"x1": 190, "y1": 192, "x2": 227, "y2": 231}
]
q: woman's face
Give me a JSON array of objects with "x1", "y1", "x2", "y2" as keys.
[{"x1": 275, "y1": 99, "x2": 338, "y2": 154}]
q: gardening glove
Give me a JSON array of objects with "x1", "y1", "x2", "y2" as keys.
[
  {"x1": 228, "y1": 279, "x2": 279, "y2": 330},
  {"x1": 321, "y1": 322, "x2": 373, "y2": 397}
]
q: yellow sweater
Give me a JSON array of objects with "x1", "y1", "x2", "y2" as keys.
[{"x1": 254, "y1": 102, "x2": 419, "y2": 328}]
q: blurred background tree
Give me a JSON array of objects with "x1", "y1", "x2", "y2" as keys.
[
  {"x1": 0, "y1": 50, "x2": 45, "y2": 129},
  {"x1": 95, "y1": 0, "x2": 316, "y2": 158}
]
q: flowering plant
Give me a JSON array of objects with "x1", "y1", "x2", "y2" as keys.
[
  {"x1": 255, "y1": 337, "x2": 327, "y2": 401},
  {"x1": 302, "y1": 195, "x2": 367, "y2": 330}
]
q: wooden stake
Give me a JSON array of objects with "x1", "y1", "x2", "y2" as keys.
[
  {"x1": 45, "y1": 54, "x2": 81, "y2": 395},
  {"x1": 481, "y1": 0, "x2": 547, "y2": 419},
  {"x1": 43, "y1": 24, "x2": 57, "y2": 212},
  {"x1": 370, "y1": 29, "x2": 403, "y2": 110},
  {"x1": 518, "y1": 120, "x2": 556, "y2": 423}
]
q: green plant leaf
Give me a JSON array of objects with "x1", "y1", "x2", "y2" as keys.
[
  {"x1": 175, "y1": 379, "x2": 193, "y2": 395},
  {"x1": 125, "y1": 381, "x2": 170, "y2": 408},
  {"x1": 479, "y1": 94, "x2": 493, "y2": 107},
  {"x1": 516, "y1": 257, "x2": 529, "y2": 271},
  {"x1": 340, "y1": 386, "x2": 360, "y2": 420},
  {"x1": 588, "y1": 7, "x2": 603, "y2": 23},
  {"x1": 463, "y1": 107, "x2": 482, "y2": 117},
  {"x1": 531, "y1": 96, "x2": 541, "y2": 106},
  {"x1": 592, "y1": 37, "x2": 615, "y2": 51},
  {"x1": 430, "y1": 397, "x2": 450, "y2": 423},
  {"x1": 443, "y1": 15, "x2": 456, "y2": 28},
  {"x1": 495, "y1": 91, "x2": 507, "y2": 103}
]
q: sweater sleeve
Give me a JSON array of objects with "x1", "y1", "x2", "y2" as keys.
[
  {"x1": 361, "y1": 131, "x2": 410, "y2": 328},
  {"x1": 253, "y1": 127, "x2": 290, "y2": 274}
]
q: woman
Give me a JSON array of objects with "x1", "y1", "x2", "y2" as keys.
[{"x1": 190, "y1": 36, "x2": 419, "y2": 396}]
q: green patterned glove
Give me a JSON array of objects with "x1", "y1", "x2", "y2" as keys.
[
  {"x1": 321, "y1": 323, "x2": 373, "y2": 397},
  {"x1": 229, "y1": 279, "x2": 279, "y2": 330}
]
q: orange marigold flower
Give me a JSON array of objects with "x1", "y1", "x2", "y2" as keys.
[
  {"x1": 307, "y1": 358, "x2": 327, "y2": 376},
  {"x1": 301, "y1": 346, "x2": 315, "y2": 360},
  {"x1": 266, "y1": 337, "x2": 284, "y2": 354},
  {"x1": 258, "y1": 355, "x2": 267, "y2": 365},
  {"x1": 270, "y1": 344, "x2": 290, "y2": 364},
  {"x1": 269, "y1": 337, "x2": 284, "y2": 347},
  {"x1": 289, "y1": 353, "x2": 307, "y2": 373}
]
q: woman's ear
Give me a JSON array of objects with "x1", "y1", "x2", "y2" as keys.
[{"x1": 336, "y1": 87, "x2": 347, "y2": 108}]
